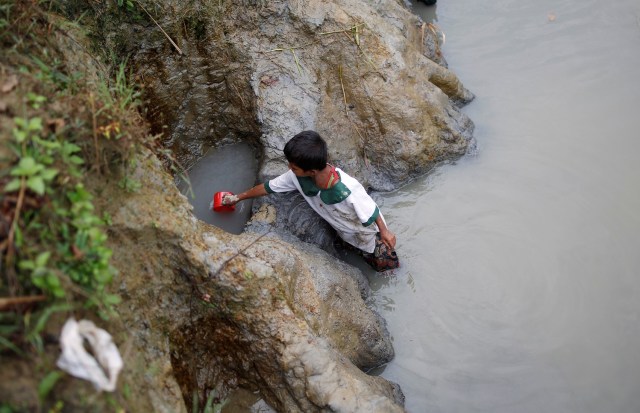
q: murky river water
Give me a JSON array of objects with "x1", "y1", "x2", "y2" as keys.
[{"x1": 371, "y1": 0, "x2": 640, "y2": 412}]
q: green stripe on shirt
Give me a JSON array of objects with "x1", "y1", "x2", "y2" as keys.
[
  {"x1": 363, "y1": 206, "x2": 380, "y2": 227},
  {"x1": 264, "y1": 181, "x2": 275, "y2": 194}
]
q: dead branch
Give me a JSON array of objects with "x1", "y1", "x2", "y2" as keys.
[{"x1": 0, "y1": 295, "x2": 46, "y2": 311}]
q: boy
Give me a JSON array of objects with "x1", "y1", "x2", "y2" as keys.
[{"x1": 222, "y1": 130, "x2": 399, "y2": 272}]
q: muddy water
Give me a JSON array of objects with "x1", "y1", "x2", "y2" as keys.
[
  {"x1": 178, "y1": 143, "x2": 258, "y2": 234},
  {"x1": 369, "y1": 0, "x2": 640, "y2": 412}
]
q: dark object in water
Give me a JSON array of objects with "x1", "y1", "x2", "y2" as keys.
[{"x1": 419, "y1": 0, "x2": 437, "y2": 5}]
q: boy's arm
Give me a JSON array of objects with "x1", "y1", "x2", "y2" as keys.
[
  {"x1": 224, "y1": 183, "x2": 268, "y2": 205},
  {"x1": 375, "y1": 215, "x2": 397, "y2": 250}
]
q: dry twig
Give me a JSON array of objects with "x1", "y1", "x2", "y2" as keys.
[
  {"x1": 0, "y1": 295, "x2": 46, "y2": 311},
  {"x1": 338, "y1": 65, "x2": 348, "y2": 116},
  {"x1": 206, "y1": 231, "x2": 272, "y2": 282},
  {"x1": 5, "y1": 177, "x2": 26, "y2": 296},
  {"x1": 319, "y1": 23, "x2": 366, "y2": 36},
  {"x1": 291, "y1": 48, "x2": 303, "y2": 75},
  {"x1": 89, "y1": 93, "x2": 102, "y2": 173},
  {"x1": 136, "y1": 1, "x2": 183, "y2": 55}
]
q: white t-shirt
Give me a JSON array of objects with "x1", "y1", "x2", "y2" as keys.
[{"x1": 265, "y1": 168, "x2": 383, "y2": 253}]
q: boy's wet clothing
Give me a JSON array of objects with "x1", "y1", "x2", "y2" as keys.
[
  {"x1": 361, "y1": 233, "x2": 400, "y2": 272},
  {"x1": 265, "y1": 168, "x2": 400, "y2": 271}
]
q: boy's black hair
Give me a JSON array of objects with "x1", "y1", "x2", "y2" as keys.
[{"x1": 284, "y1": 130, "x2": 328, "y2": 171}]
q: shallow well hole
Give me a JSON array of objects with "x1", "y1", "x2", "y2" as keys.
[{"x1": 178, "y1": 142, "x2": 259, "y2": 234}]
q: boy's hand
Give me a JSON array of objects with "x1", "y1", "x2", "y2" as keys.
[
  {"x1": 222, "y1": 194, "x2": 240, "y2": 205},
  {"x1": 374, "y1": 215, "x2": 397, "y2": 250},
  {"x1": 379, "y1": 229, "x2": 396, "y2": 250}
]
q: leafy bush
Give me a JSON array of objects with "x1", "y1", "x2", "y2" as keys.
[{"x1": 0, "y1": 1, "x2": 145, "y2": 354}]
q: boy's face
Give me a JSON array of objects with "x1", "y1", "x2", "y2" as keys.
[{"x1": 288, "y1": 162, "x2": 317, "y2": 178}]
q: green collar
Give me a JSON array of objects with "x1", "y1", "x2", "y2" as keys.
[
  {"x1": 320, "y1": 181, "x2": 351, "y2": 204},
  {"x1": 297, "y1": 176, "x2": 320, "y2": 197},
  {"x1": 296, "y1": 172, "x2": 351, "y2": 205}
]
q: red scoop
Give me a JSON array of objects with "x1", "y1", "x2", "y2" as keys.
[{"x1": 212, "y1": 191, "x2": 235, "y2": 212}]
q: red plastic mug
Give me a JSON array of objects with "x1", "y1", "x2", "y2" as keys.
[{"x1": 212, "y1": 191, "x2": 235, "y2": 212}]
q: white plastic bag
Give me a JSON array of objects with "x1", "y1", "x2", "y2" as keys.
[{"x1": 56, "y1": 318, "x2": 123, "y2": 392}]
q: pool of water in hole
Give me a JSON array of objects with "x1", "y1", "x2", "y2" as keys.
[{"x1": 177, "y1": 143, "x2": 259, "y2": 235}]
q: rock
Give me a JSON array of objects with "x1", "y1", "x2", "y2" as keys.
[
  {"x1": 101, "y1": 149, "x2": 405, "y2": 411},
  {"x1": 250, "y1": 193, "x2": 338, "y2": 254},
  {"x1": 122, "y1": 0, "x2": 474, "y2": 255},
  {"x1": 128, "y1": 0, "x2": 474, "y2": 190},
  {"x1": 243, "y1": 0, "x2": 475, "y2": 190}
]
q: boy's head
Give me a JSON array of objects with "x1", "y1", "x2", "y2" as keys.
[{"x1": 284, "y1": 130, "x2": 327, "y2": 172}]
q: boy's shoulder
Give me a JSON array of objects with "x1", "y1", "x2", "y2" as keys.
[{"x1": 336, "y1": 168, "x2": 366, "y2": 191}]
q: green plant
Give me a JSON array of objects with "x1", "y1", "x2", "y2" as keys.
[
  {"x1": 31, "y1": 54, "x2": 81, "y2": 92},
  {"x1": 6, "y1": 117, "x2": 58, "y2": 195},
  {"x1": 2, "y1": 112, "x2": 119, "y2": 350},
  {"x1": 118, "y1": 159, "x2": 141, "y2": 193},
  {"x1": 0, "y1": 403, "x2": 17, "y2": 413},
  {"x1": 0, "y1": 2, "x2": 146, "y2": 409},
  {"x1": 0, "y1": 319, "x2": 23, "y2": 355},
  {"x1": 24, "y1": 304, "x2": 74, "y2": 353},
  {"x1": 0, "y1": 2, "x2": 11, "y2": 29},
  {"x1": 96, "y1": 60, "x2": 141, "y2": 115},
  {"x1": 118, "y1": 175, "x2": 141, "y2": 192},
  {"x1": 117, "y1": 0, "x2": 135, "y2": 10},
  {"x1": 26, "y1": 92, "x2": 47, "y2": 109},
  {"x1": 38, "y1": 370, "x2": 64, "y2": 402}
]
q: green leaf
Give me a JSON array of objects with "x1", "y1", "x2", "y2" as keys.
[
  {"x1": 40, "y1": 168, "x2": 58, "y2": 181},
  {"x1": 14, "y1": 225, "x2": 23, "y2": 247},
  {"x1": 94, "y1": 270, "x2": 113, "y2": 284},
  {"x1": 67, "y1": 185, "x2": 90, "y2": 203},
  {"x1": 62, "y1": 142, "x2": 81, "y2": 154},
  {"x1": 4, "y1": 178, "x2": 21, "y2": 193},
  {"x1": 35, "y1": 251, "x2": 51, "y2": 267},
  {"x1": 45, "y1": 274, "x2": 64, "y2": 298},
  {"x1": 123, "y1": 382, "x2": 131, "y2": 399},
  {"x1": 26, "y1": 176, "x2": 45, "y2": 195},
  {"x1": 88, "y1": 227, "x2": 106, "y2": 242},
  {"x1": 18, "y1": 259, "x2": 35, "y2": 271},
  {"x1": 39, "y1": 154, "x2": 54, "y2": 165},
  {"x1": 0, "y1": 335, "x2": 24, "y2": 355},
  {"x1": 38, "y1": 370, "x2": 63, "y2": 401},
  {"x1": 27, "y1": 93, "x2": 46, "y2": 103},
  {"x1": 75, "y1": 231, "x2": 89, "y2": 248},
  {"x1": 14, "y1": 117, "x2": 27, "y2": 128},
  {"x1": 68, "y1": 155, "x2": 84, "y2": 165},
  {"x1": 27, "y1": 94, "x2": 47, "y2": 109},
  {"x1": 27, "y1": 117, "x2": 43, "y2": 131},
  {"x1": 11, "y1": 157, "x2": 42, "y2": 176},
  {"x1": 26, "y1": 303, "x2": 73, "y2": 342},
  {"x1": 35, "y1": 138, "x2": 61, "y2": 150},
  {"x1": 12, "y1": 128, "x2": 27, "y2": 143},
  {"x1": 32, "y1": 273, "x2": 46, "y2": 289},
  {"x1": 104, "y1": 294, "x2": 121, "y2": 305}
]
